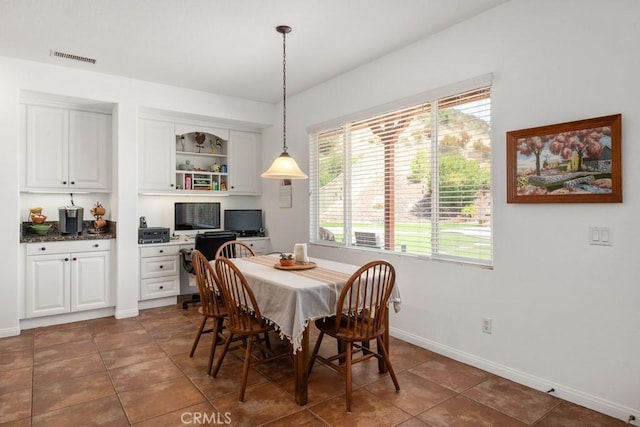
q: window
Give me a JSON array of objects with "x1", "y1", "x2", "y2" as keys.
[{"x1": 309, "y1": 80, "x2": 492, "y2": 266}]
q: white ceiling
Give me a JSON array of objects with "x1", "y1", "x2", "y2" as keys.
[{"x1": 0, "y1": 0, "x2": 508, "y2": 103}]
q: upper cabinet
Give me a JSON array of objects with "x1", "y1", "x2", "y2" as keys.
[
  {"x1": 228, "y1": 130, "x2": 261, "y2": 195},
  {"x1": 22, "y1": 105, "x2": 111, "y2": 192},
  {"x1": 137, "y1": 118, "x2": 262, "y2": 196},
  {"x1": 138, "y1": 119, "x2": 176, "y2": 192}
]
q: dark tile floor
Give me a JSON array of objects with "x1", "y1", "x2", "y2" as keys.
[{"x1": 0, "y1": 304, "x2": 627, "y2": 426}]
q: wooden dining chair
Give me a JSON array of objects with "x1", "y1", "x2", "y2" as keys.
[
  {"x1": 212, "y1": 257, "x2": 290, "y2": 401},
  {"x1": 189, "y1": 249, "x2": 228, "y2": 375},
  {"x1": 215, "y1": 240, "x2": 256, "y2": 259},
  {"x1": 308, "y1": 260, "x2": 400, "y2": 412}
]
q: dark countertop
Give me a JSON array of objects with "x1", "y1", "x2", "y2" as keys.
[{"x1": 20, "y1": 221, "x2": 117, "y2": 243}]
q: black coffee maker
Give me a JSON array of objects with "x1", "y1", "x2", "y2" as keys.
[{"x1": 58, "y1": 203, "x2": 84, "y2": 235}]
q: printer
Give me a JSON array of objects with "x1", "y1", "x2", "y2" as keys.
[{"x1": 138, "y1": 227, "x2": 170, "y2": 244}]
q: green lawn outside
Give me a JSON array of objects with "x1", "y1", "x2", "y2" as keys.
[{"x1": 319, "y1": 221, "x2": 491, "y2": 259}]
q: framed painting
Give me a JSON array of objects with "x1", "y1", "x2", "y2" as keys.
[{"x1": 507, "y1": 114, "x2": 622, "y2": 203}]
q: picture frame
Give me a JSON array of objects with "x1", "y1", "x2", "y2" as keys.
[{"x1": 506, "y1": 114, "x2": 622, "y2": 203}]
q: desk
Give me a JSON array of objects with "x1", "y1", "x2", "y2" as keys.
[{"x1": 226, "y1": 254, "x2": 401, "y2": 405}]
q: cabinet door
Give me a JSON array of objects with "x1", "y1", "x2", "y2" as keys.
[
  {"x1": 25, "y1": 106, "x2": 69, "y2": 189},
  {"x1": 138, "y1": 119, "x2": 176, "y2": 191},
  {"x1": 26, "y1": 254, "x2": 70, "y2": 317},
  {"x1": 70, "y1": 251, "x2": 111, "y2": 311},
  {"x1": 69, "y1": 111, "x2": 111, "y2": 191},
  {"x1": 228, "y1": 130, "x2": 261, "y2": 195}
]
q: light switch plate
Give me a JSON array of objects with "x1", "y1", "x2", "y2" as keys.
[{"x1": 589, "y1": 226, "x2": 612, "y2": 246}]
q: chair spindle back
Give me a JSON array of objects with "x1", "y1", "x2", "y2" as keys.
[
  {"x1": 335, "y1": 260, "x2": 396, "y2": 340},
  {"x1": 214, "y1": 257, "x2": 265, "y2": 334},
  {"x1": 215, "y1": 241, "x2": 256, "y2": 259},
  {"x1": 191, "y1": 249, "x2": 225, "y2": 316}
]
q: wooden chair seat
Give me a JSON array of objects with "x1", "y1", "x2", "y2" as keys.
[{"x1": 314, "y1": 311, "x2": 384, "y2": 342}]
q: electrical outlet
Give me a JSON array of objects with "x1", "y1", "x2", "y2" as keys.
[{"x1": 482, "y1": 318, "x2": 492, "y2": 334}]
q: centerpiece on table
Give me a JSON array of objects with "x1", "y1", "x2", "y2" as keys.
[{"x1": 279, "y1": 253, "x2": 296, "y2": 267}]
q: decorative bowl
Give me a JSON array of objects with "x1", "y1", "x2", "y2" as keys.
[
  {"x1": 31, "y1": 223, "x2": 52, "y2": 235},
  {"x1": 31, "y1": 214, "x2": 47, "y2": 224}
]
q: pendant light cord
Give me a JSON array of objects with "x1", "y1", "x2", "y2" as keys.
[{"x1": 281, "y1": 28, "x2": 288, "y2": 153}]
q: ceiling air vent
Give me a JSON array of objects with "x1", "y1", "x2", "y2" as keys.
[{"x1": 50, "y1": 50, "x2": 97, "y2": 64}]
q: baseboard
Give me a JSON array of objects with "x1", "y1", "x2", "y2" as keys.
[
  {"x1": 19, "y1": 307, "x2": 115, "y2": 331},
  {"x1": 138, "y1": 296, "x2": 177, "y2": 310},
  {"x1": 0, "y1": 325, "x2": 21, "y2": 338},
  {"x1": 390, "y1": 327, "x2": 639, "y2": 425},
  {"x1": 114, "y1": 308, "x2": 139, "y2": 319}
]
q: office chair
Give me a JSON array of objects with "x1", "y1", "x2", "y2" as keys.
[{"x1": 181, "y1": 231, "x2": 237, "y2": 309}]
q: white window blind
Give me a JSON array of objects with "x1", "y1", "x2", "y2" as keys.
[{"x1": 310, "y1": 84, "x2": 492, "y2": 266}]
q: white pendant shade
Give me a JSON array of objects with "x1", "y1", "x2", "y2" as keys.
[{"x1": 261, "y1": 151, "x2": 308, "y2": 179}]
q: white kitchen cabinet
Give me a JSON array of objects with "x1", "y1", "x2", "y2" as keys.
[
  {"x1": 138, "y1": 119, "x2": 176, "y2": 191},
  {"x1": 137, "y1": 118, "x2": 262, "y2": 195},
  {"x1": 228, "y1": 130, "x2": 261, "y2": 195},
  {"x1": 25, "y1": 240, "x2": 112, "y2": 318},
  {"x1": 23, "y1": 105, "x2": 111, "y2": 192},
  {"x1": 139, "y1": 245, "x2": 180, "y2": 300}
]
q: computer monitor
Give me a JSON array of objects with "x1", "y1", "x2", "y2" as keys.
[
  {"x1": 174, "y1": 202, "x2": 221, "y2": 236},
  {"x1": 223, "y1": 209, "x2": 262, "y2": 237}
]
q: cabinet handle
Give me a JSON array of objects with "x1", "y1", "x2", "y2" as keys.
[
  {"x1": 62, "y1": 181, "x2": 67, "y2": 185},
  {"x1": 159, "y1": 265, "x2": 164, "y2": 269},
  {"x1": 159, "y1": 249, "x2": 164, "y2": 253},
  {"x1": 40, "y1": 247, "x2": 46, "y2": 251},
  {"x1": 94, "y1": 243, "x2": 99, "y2": 248},
  {"x1": 159, "y1": 285, "x2": 164, "y2": 289},
  {"x1": 64, "y1": 257, "x2": 69, "y2": 261},
  {"x1": 70, "y1": 181, "x2": 75, "y2": 185},
  {"x1": 72, "y1": 257, "x2": 77, "y2": 261},
  {"x1": 170, "y1": 184, "x2": 175, "y2": 187}
]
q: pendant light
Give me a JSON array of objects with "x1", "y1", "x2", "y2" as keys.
[{"x1": 261, "y1": 25, "x2": 308, "y2": 180}]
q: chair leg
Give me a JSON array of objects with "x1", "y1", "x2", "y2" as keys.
[
  {"x1": 239, "y1": 336, "x2": 254, "y2": 402},
  {"x1": 212, "y1": 331, "x2": 234, "y2": 378},
  {"x1": 338, "y1": 339, "x2": 346, "y2": 365},
  {"x1": 345, "y1": 341, "x2": 353, "y2": 413},
  {"x1": 263, "y1": 330, "x2": 273, "y2": 355},
  {"x1": 208, "y1": 317, "x2": 224, "y2": 376},
  {"x1": 189, "y1": 316, "x2": 207, "y2": 357},
  {"x1": 376, "y1": 336, "x2": 400, "y2": 391},
  {"x1": 361, "y1": 340, "x2": 371, "y2": 355},
  {"x1": 308, "y1": 331, "x2": 324, "y2": 375}
]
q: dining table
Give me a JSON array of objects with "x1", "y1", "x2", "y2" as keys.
[{"x1": 219, "y1": 253, "x2": 401, "y2": 406}]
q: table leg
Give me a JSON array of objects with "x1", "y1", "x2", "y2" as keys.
[{"x1": 293, "y1": 327, "x2": 309, "y2": 405}]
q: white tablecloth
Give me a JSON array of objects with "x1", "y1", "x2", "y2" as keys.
[{"x1": 224, "y1": 255, "x2": 401, "y2": 353}]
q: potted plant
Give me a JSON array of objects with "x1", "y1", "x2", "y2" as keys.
[{"x1": 279, "y1": 253, "x2": 296, "y2": 266}]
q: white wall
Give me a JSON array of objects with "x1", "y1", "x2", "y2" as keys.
[
  {"x1": 261, "y1": 0, "x2": 640, "y2": 421},
  {"x1": 0, "y1": 56, "x2": 274, "y2": 334}
]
